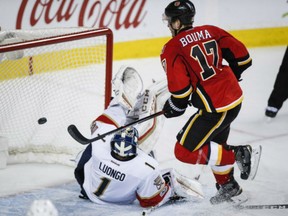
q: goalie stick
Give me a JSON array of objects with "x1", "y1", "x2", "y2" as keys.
[{"x1": 68, "y1": 110, "x2": 165, "y2": 145}]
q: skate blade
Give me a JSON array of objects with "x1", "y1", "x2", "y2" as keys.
[
  {"x1": 248, "y1": 145, "x2": 262, "y2": 180},
  {"x1": 230, "y1": 192, "x2": 248, "y2": 206}
]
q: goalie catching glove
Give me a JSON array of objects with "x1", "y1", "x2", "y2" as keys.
[{"x1": 111, "y1": 65, "x2": 143, "y2": 112}]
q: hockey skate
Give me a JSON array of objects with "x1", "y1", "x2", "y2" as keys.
[
  {"x1": 234, "y1": 145, "x2": 262, "y2": 180},
  {"x1": 210, "y1": 178, "x2": 247, "y2": 205},
  {"x1": 234, "y1": 145, "x2": 252, "y2": 180}
]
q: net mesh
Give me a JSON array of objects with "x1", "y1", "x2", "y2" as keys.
[{"x1": 0, "y1": 28, "x2": 112, "y2": 165}]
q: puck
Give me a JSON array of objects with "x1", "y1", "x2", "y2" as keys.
[{"x1": 38, "y1": 117, "x2": 47, "y2": 124}]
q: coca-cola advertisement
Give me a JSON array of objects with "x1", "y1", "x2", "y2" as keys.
[
  {"x1": 0, "y1": 0, "x2": 287, "y2": 43},
  {"x1": 16, "y1": 0, "x2": 147, "y2": 31},
  {"x1": 0, "y1": 0, "x2": 172, "y2": 42}
]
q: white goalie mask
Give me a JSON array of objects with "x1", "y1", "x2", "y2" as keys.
[{"x1": 112, "y1": 65, "x2": 143, "y2": 110}]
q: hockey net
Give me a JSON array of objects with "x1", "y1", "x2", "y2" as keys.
[{"x1": 0, "y1": 27, "x2": 113, "y2": 166}]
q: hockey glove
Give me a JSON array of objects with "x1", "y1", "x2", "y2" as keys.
[{"x1": 162, "y1": 97, "x2": 186, "y2": 118}]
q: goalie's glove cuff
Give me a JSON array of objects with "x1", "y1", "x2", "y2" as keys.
[{"x1": 163, "y1": 97, "x2": 186, "y2": 118}]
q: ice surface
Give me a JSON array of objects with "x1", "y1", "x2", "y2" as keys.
[{"x1": 0, "y1": 46, "x2": 288, "y2": 216}]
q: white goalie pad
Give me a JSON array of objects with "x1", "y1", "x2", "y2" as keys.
[
  {"x1": 130, "y1": 79, "x2": 170, "y2": 154},
  {"x1": 111, "y1": 65, "x2": 143, "y2": 111},
  {"x1": 161, "y1": 168, "x2": 204, "y2": 199}
]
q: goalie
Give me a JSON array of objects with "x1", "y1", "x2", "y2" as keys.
[{"x1": 74, "y1": 66, "x2": 203, "y2": 208}]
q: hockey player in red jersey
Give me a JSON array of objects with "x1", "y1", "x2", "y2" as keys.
[
  {"x1": 161, "y1": 0, "x2": 253, "y2": 204},
  {"x1": 74, "y1": 65, "x2": 203, "y2": 208}
]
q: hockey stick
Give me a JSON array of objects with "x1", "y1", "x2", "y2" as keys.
[
  {"x1": 143, "y1": 203, "x2": 288, "y2": 215},
  {"x1": 236, "y1": 203, "x2": 288, "y2": 210},
  {"x1": 68, "y1": 110, "x2": 165, "y2": 145},
  {"x1": 142, "y1": 197, "x2": 187, "y2": 215}
]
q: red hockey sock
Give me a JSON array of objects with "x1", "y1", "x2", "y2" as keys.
[
  {"x1": 174, "y1": 141, "x2": 235, "y2": 165},
  {"x1": 211, "y1": 142, "x2": 235, "y2": 165},
  {"x1": 174, "y1": 142, "x2": 208, "y2": 164},
  {"x1": 212, "y1": 167, "x2": 235, "y2": 185}
]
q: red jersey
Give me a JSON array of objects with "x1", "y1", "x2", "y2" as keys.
[{"x1": 160, "y1": 25, "x2": 252, "y2": 113}]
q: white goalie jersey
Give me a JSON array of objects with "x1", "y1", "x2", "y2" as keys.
[
  {"x1": 82, "y1": 104, "x2": 173, "y2": 207},
  {"x1": 78, "y1": 68, "x2": 203, "y2": 207}
]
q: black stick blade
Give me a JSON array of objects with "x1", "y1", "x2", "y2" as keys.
[{"x1": 67, "y1": 125, "x2": 90, "y2": 145}]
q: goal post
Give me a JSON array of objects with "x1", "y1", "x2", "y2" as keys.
[{"x1": 0, "y1": 27, "x2": 113, "y2": 166}]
